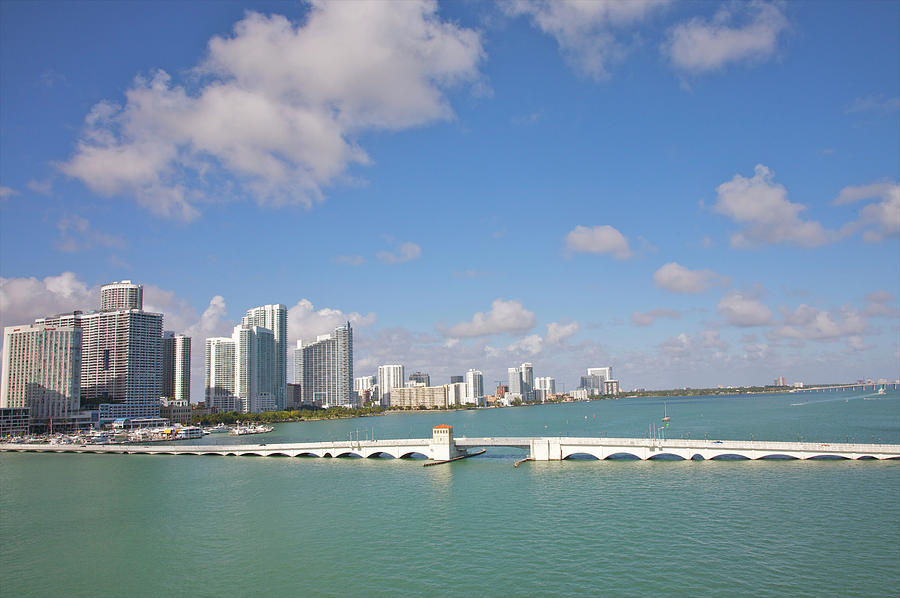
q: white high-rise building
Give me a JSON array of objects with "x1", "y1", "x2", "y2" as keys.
[
  {"x1": 535, "y1": 376, "x2": 556, "y2": 394},
  {"x1": 37, "y1": 282, "x2": 163, "y2": 421},
  {"x1": 447, "y1": 382, "x2": 467, "y2": 406},
  {"x1": 508, "y1": 367, "x2": 522, "y2": 397},
  {"x1": 234, "y1": 324, "x2": 276, "y2": 413},
  {"x1": 377, "y1": 364, "x2": 404, "y2": 407},
  {"x1": 465, "y1": 369, "x2": 483, "y2": 405},
  {"x1": 587, "y1": 367, "x2": 612, "y2": 382},
  {"x1": 162, "y1": 332, "x2": 191, "y2": 403},
  {"x1": 354, "y1": 376, "x2": 376, "y2": 393},
  {"x1": 297, "y1": 322, "x2": 354, "y2": 408},
  {"x1": 100, "y1": 280, "x2": 143, "y2": 311},
  {"x1": 242, "y1": 304, "x2": 287, "y2": 410},
  {"x1": 520, "y1": 362, "x2": 534, "y2": 401},
  {"x1": 1, "y1": 323, "x2": 82, "y2": 424},
  {"x1": 205, "y1": 337, "x2": 238, "y2": 412}
]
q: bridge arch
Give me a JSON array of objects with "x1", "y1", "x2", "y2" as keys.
[
  {"x1": 335, "y1": 451, "x2": 363, "y2": 458},
  {"x1": 710, "y1": 453, "x2": 751, "y2": 460},
  {"x1": 604, "y1": 452, "x2": 640, "y2": 460},
  {"x1": 366, "y1": 451, "x2": 395, "y2": 459},
  {"x1": 268, "y1": 452, "x2": 290, "y2": 457},
  {"x1": 759, "y1": 454, "x2": 798, "y2": 460},
  {"x1": 399, "y1": 451, "x2": 429, "y2": 459},
  {"x1": 295, "y1": 451, "x2": 319, "y2": 458},
  {"x1": 563, "y1": 452, "x2": 601, "y2": 460},
  {"x1": 648, "y1": 453, "x2": 686, "y2": 460}
]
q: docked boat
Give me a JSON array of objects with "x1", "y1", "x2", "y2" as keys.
[
  {"x1": 230, "y1": 424, "x2": 274, "y2": 436},
  {"x1": 206, "y1": 423, "x2": 229, "y2": 434},
  {"x1": 662, "y1": 402, "x2": 671, "y2": 423}
]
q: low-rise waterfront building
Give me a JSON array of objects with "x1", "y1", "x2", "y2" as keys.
[{"x1": 390, "y1": 385, "x2": 449, "y2": 409}]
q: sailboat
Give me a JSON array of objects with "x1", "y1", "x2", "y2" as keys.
[{"x1": 662, "y1": 402, "x2": 671, "y2": 423}]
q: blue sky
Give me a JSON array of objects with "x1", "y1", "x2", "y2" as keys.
[{"x1": 1, "y1": 0, "x2": 898, "y2": 396}]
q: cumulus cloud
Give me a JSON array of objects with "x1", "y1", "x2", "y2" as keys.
[
  {"x1": 834, "y1": 181, "x2": 900, "y2": 242},
  {"x1": 714, "y1": 164, "x2": 831, "y2": 248},
  {"x1": 545, "y1": 321, "x2": 579, "y2": 344},
  {"x1": 565, "y1": 224, "x2": 632, "y2": 259},
  {"x1": 717, "y1": 289, "x2": 773, "y2": 327},
  {"x1": 60, "y1": 3, "x2": 484, "y2": 220},
  {"x1": 653, "y1": 262, "x2": 728, "y2": 293},
  {"x1": 288, "y1": 298, "x2": 376, "y2": 346},
  {"x1": 505, "y1": 0, "x2": 669, "y2": 80},
  {"x1": 632, "y1": 308, "x2": 681, "y2": 326},
  {"x1": 443, "y1": 299, "x2": 535, "y2": 338},
  {"x1": 773, "y1": 304, "x2": 867, "y2": 341},
  {"x1": 0, "y1": 186, "x2": 18, "y2": 198},
  {"x1": 664, "y1": 2, "x2": 787, "y2": 73},
  {"x1": 377, "y1": 241, "x2": 422, "y2": 264},
  {"x1": 56, "y1": 215, "x2": 126, "y2": 252},
  {"x1": 0, "y1": 272, "x2": 95, "y2": 331},
  {"x1": 507, "y1": 334, "x2": 543, "y2": 356}
]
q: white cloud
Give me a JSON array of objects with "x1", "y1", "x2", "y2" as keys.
[
  {"x1": 288, "y1": 298, "x2": 375, "y2": 347},
  {"x1": 565, "y1": 224, "x2": 632, "y2": 259},
  {"x1": 545, "y1": 321, "x2": 579, "y2": 344},
  {"x1": 377, "y1": 241, "x2": 422, "y2": 264},
  {"x1": 0, "y1": 272, "x2": 95, "y2": 331},
  {"x1": 443, "y1": 299, "x2": 535, "y2": 338},
  {"x1": 717, "y1": 290, "x2": 773, "y2": 327},
  {"x1": 773, "y1": 304, "x2": 867, "y2": 342},
  {"x1": 56, "y1": 215, "x2": 126, "y2": 252},
  {"x1": 834, "y1": 181, "x2": 900, "y2": 242},
  {"x1": 632, "y1": 308, "x2": 681, "y2": 326},
  {"x1": 846, "y1": 95, "x2": 900, "y2": 114},
  {"x1": 664, "y1": 2, "x2": 787, "y2": 73},
  {"x1": 506, "y1": 0, "x2": 669, "y2": 80},
  {"x1": 60, "y1": 3, "x2": 484, "y2": 220},
  {"x1": 0, "y1": 186, "x2": 18, "y2": 198},
  {"x1": 653, "y1": 262, "x2": 728, "y2": 293},
  {"x1": 714, "y1": 164, "x2": 830, "y2": 248},
  {"x1": 507, "y1": 334, "x2": 543, "y2": 356}
]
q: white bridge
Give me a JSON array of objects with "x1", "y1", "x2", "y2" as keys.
[{"x1": 3, "y1": 429, "x2": 899, "y2": 462}]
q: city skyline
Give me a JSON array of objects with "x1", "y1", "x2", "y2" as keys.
[{"x1": 1, "y1": 1, "x2": 898, "y2": 395}]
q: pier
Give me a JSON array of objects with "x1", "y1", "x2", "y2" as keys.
[{"x1": 3, "y1": 426, "x2": 899, "y2": 461}]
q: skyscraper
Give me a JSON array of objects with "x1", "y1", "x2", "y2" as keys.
[
  {"x1": 298, "y1": 322, "x2": 353, "y2": 408},
  {"x1": 243, "y1": 304, "x2": 287, "y2": 410},
  {"x1": 465, "y1": 369, "x2": 484, "y2": 404},
  {"x1": 234, "y1": 324, "x2": 276, "y2": 413},
  {"x1": 449, "y1": 375, "x2": 464, "y2": 384},
  {"x1": 377, "y1": 364, "x2": 404, "y2": 407},
  {"x1": 1, "y1": 323, "x2": 82, "y2": 425},
  {"x1": 205, "y1": 337, "x2": 237, "y2": 412},
  {"x1": 99, "y1": 280, "x2": 143, "y2": 311},
  {"x1": 37, "y1": 281, "x2": 163, "y2": 421},
  {"x1": 409, "y1": 371, "x2": 430, "y2": 386},
  {"x1": 535, "y1": 376, "x2": 556, "y2": 394},
  {"x1": 508, "y1": 367, "x2": 522, "y2": 397},
  {"x1": 520, "y1": 362, "x2": 534, "y2": 401},
  {"x1": 162, "y1": 332, "x2": 191, "y2": 403}
]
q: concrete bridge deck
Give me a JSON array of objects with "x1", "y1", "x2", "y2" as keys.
[{"x1": 2, "y1": 436, "x2": 899, "y2": 461}]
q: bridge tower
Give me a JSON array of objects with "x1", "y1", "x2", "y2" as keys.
[{"x1": 431, "y1": 425, "x2": 458, "y2": 461}]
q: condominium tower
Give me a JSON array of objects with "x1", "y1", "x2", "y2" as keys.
[
  {"x1": 465, "y1": 369, "x2": 484, "y2": 404},
  {"x1": 1, "y1": 323, "x2": 82, "y2": 424},
  {"x1": 295, "y1": 322, "x2": 353, "y2": 408},
  {"x1": 377, "y1": 364, "x2": 404, "y2": 407},
  {"x1": 162, "y1": 332, "x2": 191, "y2": 403},
  {"x1": 205, "y1": 337, "x2": 237, "y2": 412},
  {"x1": 242, "y1": 304, "x2": 287, "y2": 410},
  {"x1": 36, "y1": 282, "x2": 163, "y2": 421}
]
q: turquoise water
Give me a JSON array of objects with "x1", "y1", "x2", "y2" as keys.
[{"x1": 2, "y1": 391, "x2": 899, "y2": 597}]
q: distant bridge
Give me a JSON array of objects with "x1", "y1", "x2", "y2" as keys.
[
  {"x1": 793, "y1": 383, "x2": 898, "y2": 392},
  {"x1": 3, "y1": 435, "x2": 899, "y2": 462}
]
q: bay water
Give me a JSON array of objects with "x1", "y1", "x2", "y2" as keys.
[{"x1": 2, "y1": 390, "x2": 898, "y2": 597}]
